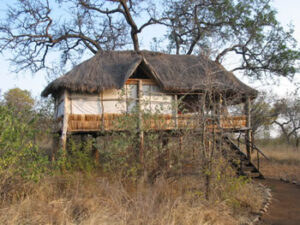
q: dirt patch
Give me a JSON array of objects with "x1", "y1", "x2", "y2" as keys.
[{"x1": 257, "y1": 179, "x2": 300, "y2": 225}]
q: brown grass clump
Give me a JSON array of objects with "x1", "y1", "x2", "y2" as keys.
[
  {"x1": 254, "y1": 144, "x2": 300, "y2": 182},
  {"x1": 0, "y1": 171, "x2": 264, "y2": 225}
]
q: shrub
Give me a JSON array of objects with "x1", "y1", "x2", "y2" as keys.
[{"x1": 0, "y1": 105, "x2": 50, "y2": 181}]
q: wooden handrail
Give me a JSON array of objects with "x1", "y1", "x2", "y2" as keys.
[
  {"x1": 252, "y1": 143, "x2": 270, "y2": 160},
  {"x1": 238, "y1": 134, "x2": 270, "y2": 161}
]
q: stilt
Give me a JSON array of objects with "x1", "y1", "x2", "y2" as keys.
[
  {"x1": 137, "y1": 79, "x2": 144, "y2": 168},
  {"x1": 139, "y1": 131, "x2": 144, "y2": 166},
  {"x1": 61, "y1": 90, "x2": 70, "y2": 152},
  {"x1": 61, "y1": 132, "x2": 68, "y2": 152},
  {"x1": 92, "y1": 136, "x2": 99, "y2": 165},
  {"x1": 162, "y1": 135, "x2": 169, "y2": 168},
  {"x1": 216, "y1": 94, "x2": 222, "y2": 152},
  {"x1": 51, "y1": 133, "x2": 60, "y2": 161},
  {"x1": 244, "y1": 96, "x2": 251, "y2": 161},
  {"x1": 179, "y1": 135, "x2": 183, "y2": 151},
  {"x1": 251, "y1": 130, "x2": 254, "y2": 154}
]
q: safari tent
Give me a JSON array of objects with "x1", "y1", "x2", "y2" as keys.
[{"x1": 42, "y1": 50, "x2": 258, "y2": 164}]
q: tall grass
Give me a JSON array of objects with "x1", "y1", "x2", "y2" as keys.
[
  {"x1": 0, "y1": 101, "x2": 266, "y2": 224},
  {"x1": 255, "y1": 140, "x2": 300, "y2": 181},
  {"x1": 0, "y1": 172, "x2": 263, "y2": 225}
]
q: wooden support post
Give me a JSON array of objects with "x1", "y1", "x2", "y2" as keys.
[
  {"x1": 80, "y1": 134, "x2": 86, "y2": 151},
  {"x1": 138, "y1": 80, "x2": 144, "y2": 165},
  {"x1": 51, "y1": 134, "x2": 60, "y2": 161},
  {"x1": 61, "y1": 90, "x2": 70, "y2": 151},
  {"x1": 257, "y1": 149, "x2": 260, "y2": 171},
  {"x1": 179, "y1": 135, "x2": 183, "y2": 152},
  {"x1": 201, "y1": 93, "x2": 206, "y2": 153},
  {"x1": 251, "y1": 130, "x2": 254, "y2": 154},
  {"x1": 100, "y1": 92, "x2": 105, "y2": 131},
  {"x1": 216, "y1": 94, "x2": 222, "y2": 151},
  {"x1": 211, "y1": 94, "x2": 216, "y2": 154},
  {"x1": 174, "y1": 95, "x2": 178, "y2": 129},
  {"x1": 139, "y1": 131, "x2": 144, "y2": 165},
  {"x1": 244, "y1": 96, "x2": 251, "y2": 161},
  {"x1": 216, "y1": 94, "x2": 221, "y2": 126},
  {"x1": 92, "y1": 136, "x2": 99, "y2": 165},
  {"x1": 162, "y1": 136, "x2": 169, "y2": 169}
]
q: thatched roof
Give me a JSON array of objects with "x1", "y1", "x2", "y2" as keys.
[{"x1": 41, "y1": 50, "x2": 257, "y2": 101}]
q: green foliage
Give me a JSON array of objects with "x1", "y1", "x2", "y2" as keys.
[
  {"x1": 97, "y1": 131, "x2": 142, "y2": 179},
  {"x1": 66, "y1": 137, "x2": 95, "y2": 173},
  {"x1": 0, "y1": 0, "x2": 299, "y2": 80},
  {"x1": 218, "y1": 173, "x2": 250, "y2": 209},
  {"x1": 164, "y1": 0, "x2": 300, "y2": 78},
  {"x1": 251, "y1": 92, "x2": 275, "y2": 135},
  {"x1": 0, "y1": 105, "x2": 50, "y2": 182},
  {"x1": 4, "y1": 88, "x2": 34, "y2": 112}
]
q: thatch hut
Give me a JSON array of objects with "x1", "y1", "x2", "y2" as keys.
[{"x1": 42, "y1": 50, "x2": 257, "y2": 152}]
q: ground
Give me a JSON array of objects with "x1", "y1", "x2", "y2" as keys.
[
  {"x1": 258, "y1": 179, "x2": 300, "y2": 225},
  {"x1": 253, "y1": 144, "x2": 300, "y2": 225}
]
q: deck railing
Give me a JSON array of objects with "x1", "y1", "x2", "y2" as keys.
[{"x1": 63, "y1": 114, "x2": 247, "y2": 132}]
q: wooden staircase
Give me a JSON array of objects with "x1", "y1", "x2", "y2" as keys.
[{"x1": 222, "y1": 136, "x2": 264, "y2": 179}]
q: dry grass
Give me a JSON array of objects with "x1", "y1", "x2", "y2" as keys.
[
  {"x1": 254, "y1": 144, "x2": 300, "y2": 182},
  {"x1": 0, "y1": 172, "x2": 264, "y2": 225}
]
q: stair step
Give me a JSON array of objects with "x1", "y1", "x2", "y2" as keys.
[
  {"x1": 241, "y1": 161, "x2": 252, "y2": 166},
  {"x1": 242, "y1": 166, "x2": 258, "y2": 172},
  {"x1": 252, "y1": 174, "x2": 264, "y2": 179},
  {"x1": 222, "y1": 135, "x2": 264, "y2": 179},
  {"x1": 226, "y1": 152, "x2": 247, "y2": 157}
]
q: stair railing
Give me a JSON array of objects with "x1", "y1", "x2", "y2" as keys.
[{"x1": 234, "y1": 133, "x2": 269, "y2": 171}]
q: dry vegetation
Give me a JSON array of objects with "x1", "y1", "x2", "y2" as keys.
[
  {"x1": 254, "y1": 142, "x2": 300, "y2": 182},
  {"x1": 0, "y1": 171, "x2": 264, "y2": 225},
  {"x1": 0, "y1": 94, "x2": 267, "y2": 225}
]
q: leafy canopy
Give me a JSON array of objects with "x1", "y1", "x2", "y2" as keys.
[
  {"x1": 0, "y1": 0, "x2": 299, "y2": 79},
  {"x1": 4, "y1": 88, "x2": 35, "y2": 112}
]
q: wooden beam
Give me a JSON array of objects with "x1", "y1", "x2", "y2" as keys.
[
  {"x1": 216, "y1": 94, "x2": 222, "y2": 151},
  {"x1": 126, "y1": 78, "x2": 156, "y2": 85},
  {"x1": 138, "y1": 80, "x2": 143, "y2": 130},
  {"x1": 100, "y1": 92, "x2": 105, "y2": 131},
  {"x1": 162, "y1": 136, "x2": 169, "y2": 169},
  {"x1": 92, "y1": 136, "x2": 99, "y2": 165},
  {"x1": 174, "y1": 95, "x2": 178, "y2": 129},
  {"x1": 61, "y1": 90, "x2": 70, "y2": 151},
  {"x1": 244, "y1": 96, "x2": 251, "y2": 161},
  {"x1": 138, "y1": 80, "x2": 144, "y2": 165}
]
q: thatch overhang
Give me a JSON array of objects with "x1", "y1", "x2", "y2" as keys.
[{"x1": 41, "y1": 50, "x2": 258, "y2": 103}]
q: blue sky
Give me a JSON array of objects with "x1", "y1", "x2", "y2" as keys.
[{"x1": 0, "y1": 0, "x2": 299, "y2": 97}]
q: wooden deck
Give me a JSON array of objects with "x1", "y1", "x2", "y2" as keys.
[{"x1": 62, "y1": 114, "x2": 247, "y2": 133}]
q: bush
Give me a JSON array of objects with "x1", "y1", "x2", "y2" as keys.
[{"x1": 0, "y1": 105, "x2": 50, "y2": 181}]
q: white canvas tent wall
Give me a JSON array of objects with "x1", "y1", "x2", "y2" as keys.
[{"x1": 55, "y1": 81, "x2": 175, "y2": 119}]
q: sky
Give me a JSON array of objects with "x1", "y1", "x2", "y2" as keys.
[{"x1": 0, "y1": 0, "x2": 299, "y2": 98}]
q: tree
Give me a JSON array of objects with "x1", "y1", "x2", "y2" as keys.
[
  {"x1": 4, "y1": 88, "x2": 35, "y2": 112},
  {"x1": 250, "y1": 92, "x2": 274, "y2": 137},
  {"x1": 0, "y1": 0, "x2": 299, "y2": 80},
  {"x1": 0, "y1": 0, "x2": 164, "y2": 72},
  {"x1": 272, "y1": 95, "x2": 300, "y2": 147},
  {"x1": 164, "y1": 0, "x2": 300, "y2": 78}
]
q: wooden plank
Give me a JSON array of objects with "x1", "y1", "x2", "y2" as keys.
[
  {"x1": 61, "y1": 90, "x2": 69, "y2": 151},
  {"x1": 126, "y1": 78, "x2": 156, "y2": 85},
  {"x1": 174, "y1": 95, "x2": 178, "y2": 129},
  {"x1": 138, "y1": 80, "x2": 144, "y2": 166},
  {"x1": 101, "y1": 92, "x2": 105, "y2": 131},
  {"x1": 244, "y1": 96, "x2": 251, "y2": 161}
]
